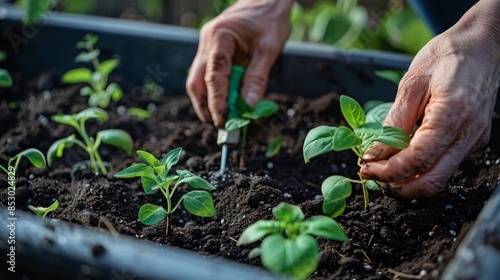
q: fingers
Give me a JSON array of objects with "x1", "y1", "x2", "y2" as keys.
[
  {"x1": 363, "y1": 73, "x2": 429, "y2": 162},
  {"x1": 186, "y1": 56, "x2": 211, "y2": 124}
]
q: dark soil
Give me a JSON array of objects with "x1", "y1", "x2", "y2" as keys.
[{"x1": 1, "y1": 74, "x2": 500, "y2": 280}]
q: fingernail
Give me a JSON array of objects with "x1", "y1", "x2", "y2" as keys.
[
  {"x1": 244, "y1": 92, "x2": 260, "y2": 107},
  {"x1": 363, "y1": 147, "x2": 382, "y2": 161}
]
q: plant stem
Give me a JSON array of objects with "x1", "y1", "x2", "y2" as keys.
[
  {"x1": 239, "y1": 126, "x2": 248, "y2": 170},
  {"x1": 0, "y1": 165, "x2": 8, "y2": 174},
  {"x1": 358, "y1": 173, "x2": 369, "y2": 209},
  {"x1": 161, "y1": 185, "x2": 173, "y2": 236}
]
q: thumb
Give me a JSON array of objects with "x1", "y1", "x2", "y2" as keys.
[{"x1": 240, "y1": 51, "x2": 277, "y2": 106}]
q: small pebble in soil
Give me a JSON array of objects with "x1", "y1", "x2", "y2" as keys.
[
  {"x1": 368, "y1": 202, "x2": 375, "y2": 208},
  {"x1": 184, "y1": 129, "x2": 192, "y2": 136},
  {"x1": 287, "y1": 108, "x2": 296, "y2": 117},
  {"x1": 169, "y1": 106, "x2": 178, "y2": 115},
  {"x1": 411, "y1": 199, "x2": 418, "y2": 205},
  {"x1": 149, "y1": 136, "x2": 157, "y2": 143},
  {"x1": 29, "y1": 174, "x2": 34, "y2": 180},
  {"x1": 147, "y1": 102, "x2": 157, "y2": 112},
  {"x1": 220, "y1": 219, "x2": 225, "y2": 224},
  {"x1": 363, "y1": 265, "x2": 374, "y2": 272},
  {"x1": 37, "y1": 115, "x2": 48, "y2": 125},
  {"x1": 341, "y1": 163, "x2": 347, "y2": 168},
  {"x1": 449, "y1": 230, "x2": 457, "y2": 237},
  {"x1": 420, "y1": 270, "x2": 428, "y2": 276},
  {"x1": 315, "y1": 195, "x2": 322, "y2": 200},
  {"x1": 267, "y1": 162, "x2": 274, "y2": 169},
  {"x1": 496, "y1": 158, "x2": 500, "y2": 165},
  {"x1": 42, "y1": 90, "x2": 52, "y2": 101},
  {"x1": 431, "y1": 270, "x2": 439, "y2": 278},
  {"x1": 283, "y1": 193, "x2": 292, "y2": 198},
  {"x1": 167, "y1": 122, "x2": 175, "y2": 130},
  {"x1": 445, "y1": 205, "x2": 453, "y2": 211},
  {"x1": 437, "y1": 255, "x2": 443, "y2": 262},
  {"x1": 486, "y1": 160, "x2": 491, "y2": 166},
  {"x1": 117, "y1": 106, "x2": 126, "y2": 115}
]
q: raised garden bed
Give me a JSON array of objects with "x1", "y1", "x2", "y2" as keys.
[{"x1": 1, "y1": 6, "x2": 500, "y2": 280}]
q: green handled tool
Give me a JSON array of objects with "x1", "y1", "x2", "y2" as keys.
[{"x1": 217, "y1": 65, "x2": 245, "y2": 174}]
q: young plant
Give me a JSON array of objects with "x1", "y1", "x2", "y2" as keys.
[
  {"x1": 28, "y1": 200, "x2": 59, "y2": 219},
  {"x1": 265, "y1": 136, "x2": 287, "y2": 158},
  {"x1": 237, "y1": 202, "x2": 347, "y2": 280},
  {"x1": 127, "y1": 107, "x2": 152, "y2": 121},
  {"x1": 225, "y1": 97, "x2": 279, "y2": 168},
  {"x1": 1, "y1": 149, "x2": 46, "y2": 189},
  {"x1": 0, "y1": 51, "x2": 13, "y2": 88},
  {"x1": 62, "y1": 33, "x2": 122, "y2": 108},
  {"x1": 47, "y1": 107, "x2": 133, "y2": 175},
  {"x1": 114, "y1": 148, "x2": 216, "y2": 236},
  {"x1": 303, "y1": 95, "x2": 409, "y2": 218}
]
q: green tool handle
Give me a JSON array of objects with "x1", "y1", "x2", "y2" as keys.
[{"x1": 227, "y1": 65, "x2": 245, "y2": 121}]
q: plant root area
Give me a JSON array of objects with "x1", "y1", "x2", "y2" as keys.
[{"x1": 1, "y1": 78, "x2": 500, "y2": 280}]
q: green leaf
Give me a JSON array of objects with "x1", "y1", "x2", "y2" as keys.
[
  {"x1": 138, "y1": 204, "x2": 167, "y2": 225},
  {"x1": 365, "y1": 180, "x2": 381, "y2": 191},
  {"x1": 160, "y1": 147, "x2": 182, "y2": 175},
  {"x1": 374, "y1": 70, "x2": 405, "y2": 85},
  {"x1": 242, "y1": 100, "x2": 279, "y2": 120},
  {"x1": 62, "y1": 68, "x2": 92, "y2": 84},
  {"x1": 0, "y1": 51, "x2": 6, "y2": 61},
  {"x1": 0, "y1": 69, "x2": 13, "y2": 88},
  {"x1": 376, "y1": 126, "x2": 410, "y2": 150},
  {"x1": 340, "y1": 95, "x2": 365, "y2": 129},
  {"x1": 75, "y1": 49, "x2": 100, "y2": 63},
  {"x1": 303, "y1": 125, "x2": 337, "y2": 163},
  {"x1": 47, "y1": 135, "x2": 76, "y2": 165},
  {"x1": 136, "y1": 150, "x2": 161, "y2": 167},
  {"x1": 77, "y1": 34, "x2": 98, "y2": 50},
  {"x1": 235, "y1": 95, "x2": 251, "y2": 114},
  {"x1": 332, "y1": 126, "x2": 361, "y2": 151},
  {"x1": 182, "y1": 191, "x2": 215, "y2": 217},
  {"x1": 51, "y1": 114, "x2": 79, "y2": 129},
  {"x1": 272, "y1": 202, "x2": 304, "y2": 223},
  {"x1": 354, "y1": 123, "x2": 383, "y2": 155},
  {"x1": 22, "y1": 0, "x2": 51, "y2": 25},
  {"x1": 177, "y1": 170, "x2": 216, "y2": 190},
  {"x1": 127, "y1": 108, "x2": 152, "y2": 121},
  {"x1": 107, "y1": 83, "x2": 123, "y2": 102},
  {"x1": 97, "y1": 129, "x2": 134, "y2": 155},
  {"x1": 248, "y1": 247, "x2": 261, "y2": 259},
  {"x1": 114, "y1": 163, "x2": 153, "y2": 178},
  {"x1": 266, "y1": 136, "x2": 286, "y2": 158},
  {"x1": 79, "y1": 86, "x2": 94, "y2": 96},
  {"x1": 15, "y1": 148, "x2": 46, "y2": 169},
  {"x1": 28, "y1": 205, "x2": 44, "y2": 218},
  {"x1": 366, "y1": 102, "x2": 393, "y2": 124},
  {"x1": 237, "y1": 220, "x2": 283, "y2": 245},
  {"x1": 260, "y1": 234, "x2": 319, "y2": 279},
  {"x1": 363, "y1": 100, "x2": 384, "y2": 113},
  {"x1": 90, "y1": 71, "x2": 104, "y2": 88},
  {"x1": 225, "y1": 118, "x2": 250, "y2": 131},
  {"x1": 321, "y1": 175, "x2": 352, "y2": 218},
  {"x1": 44, "y1": 200, "x2": 59, "y2": 215},
  {"x1": 300, "y1": 216, "x2": 348, "y2": 242},
  {"x1": 99, "y1": 59, "x2": 119, "y2": 76},
  {"x1": 141, "y1": 176, "x2": 162, "y2": 194},
  {"x1": 74, "y1": 107, "x2": 108, "y2": 123}
]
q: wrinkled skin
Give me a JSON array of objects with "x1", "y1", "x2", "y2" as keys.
[
  {"x1": 187, "y1": 0, "x2": 500, "y2": 198},
  {"x1": 186, "y1": 0, "x2": 294, "y2": 127},
  {"x1": 360, "y1": 0, "x2": 500, "y2": 198}
]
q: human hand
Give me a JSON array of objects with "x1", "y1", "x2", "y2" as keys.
[
  {"x1": 360, "y1": 1, "x2": 500, "y2": 198},
  {"x1": 186, "y1": 0, "x2": 294, "y2": 127}
]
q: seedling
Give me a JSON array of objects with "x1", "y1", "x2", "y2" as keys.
[
  {"x1": 115, "y1": 148, "x2": 216, "y2": 236},
  {"x1": 303, "y1": 95, "x2": 409, "y2": 217},
  {"x1": 62, "y1": 33, "x2": 122, "y2": 108},
  {"x1": 28, "y1": 200, "x2": 59, "y2": 219},
  {"x1": 47, "y1": 107, "x2": 133, "y2": 175},
  {"x1": 265, "y1": 136, "x2": 286, "y2": 158},
  {"x1": 1, "y1": 149, "x2": 46, "y2": 190},
  {"x1": 238, "y1": 202, "x2": 347, "y2": 279},
  {"x1": 225, "y1": 97, "x2": 279, "y2": 169},
  {"x1": 127, "y1": 107, "x2": 152, "y2": 121},
  {"x1": 0, "y1": 51, "x2": 13, "y2": 88}
]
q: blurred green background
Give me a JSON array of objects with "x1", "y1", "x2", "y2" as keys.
[{"x1": 6, "y1": 0, "x2": 433, "y2": 55}]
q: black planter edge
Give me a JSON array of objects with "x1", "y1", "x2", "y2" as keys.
[{"x1": 442, "y1": 183, "x2": 500, "y2": 280}]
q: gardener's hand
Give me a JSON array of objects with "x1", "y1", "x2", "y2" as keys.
[
  {"x1": 186, "y1": 0, "x2": 294, "y2": 127},
  {"x1": 360, "y1": 0, "x2": 500, "y2": 198}
]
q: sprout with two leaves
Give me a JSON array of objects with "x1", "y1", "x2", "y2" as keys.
[
  {"x1": 303, "y1": 95, "x2": 410, "y2": 218},
  {"x1": 47, "y1": 107, "x2": 133, "y2": 175},
  {"x1": 115, "y1": 148, "x2": 216, "y2": 236},
  {"x1": 62, "y1": 33, "x2": 122, "y2": 108}
]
